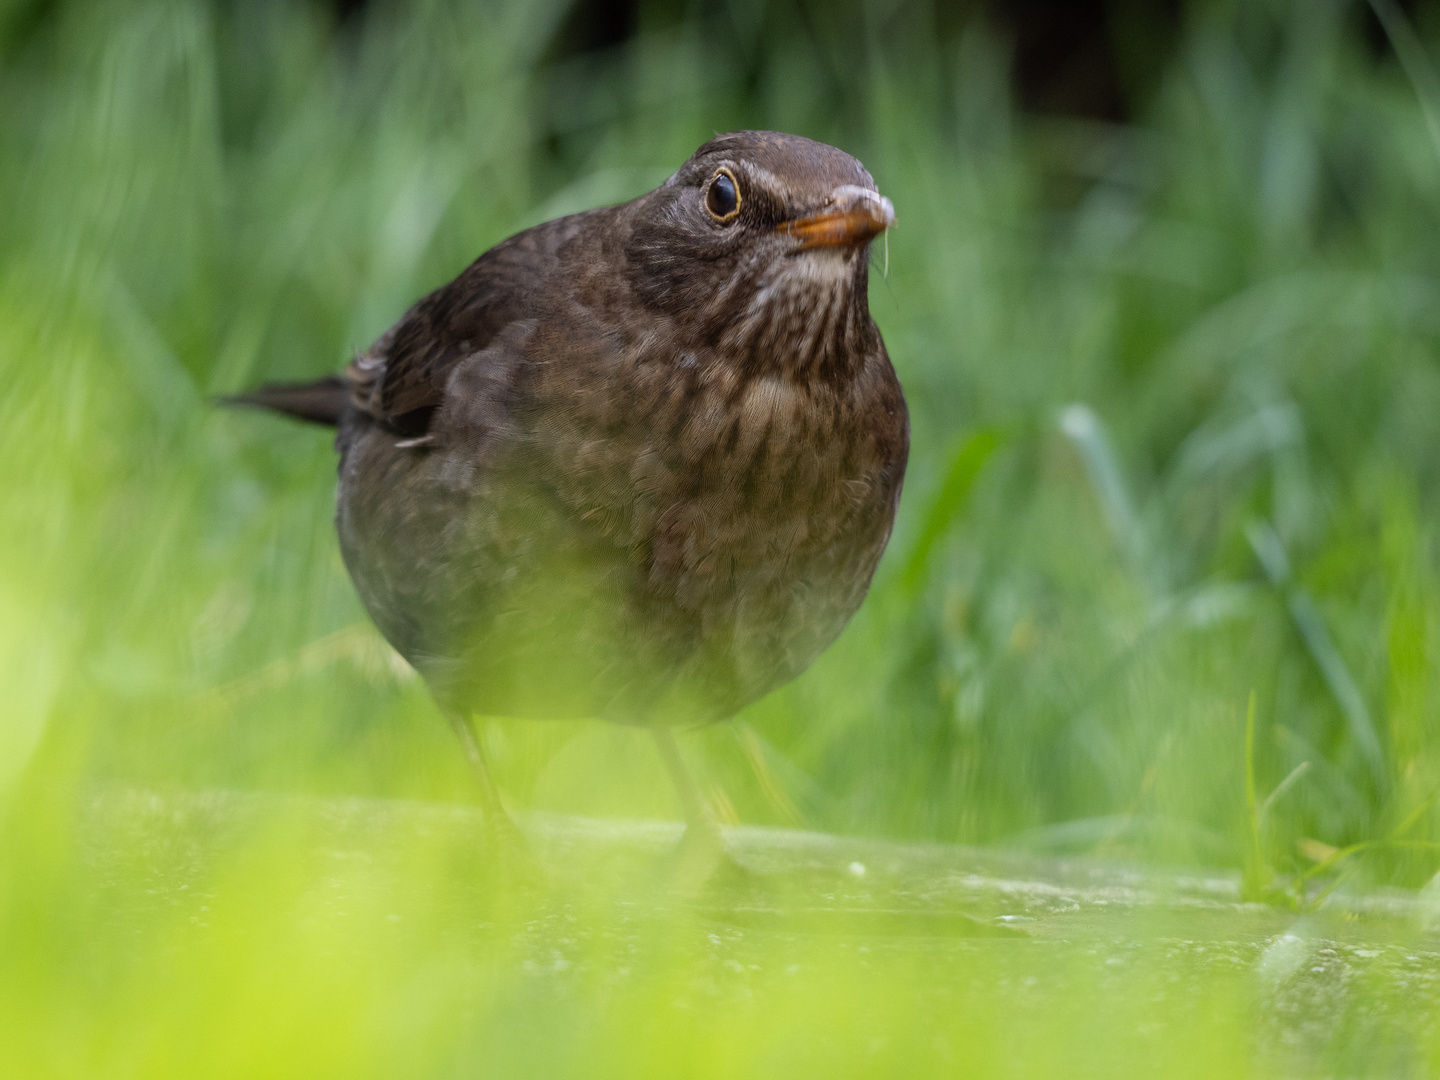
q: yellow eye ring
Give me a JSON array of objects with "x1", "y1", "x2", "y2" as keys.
[{"x1": 704, "y1": 168, "x2": 741, "y2": 221}]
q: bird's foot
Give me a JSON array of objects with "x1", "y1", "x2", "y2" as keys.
[
  {"x1": 479, "y1": 808, "x2": 546, "y2": 887},
  {"x1": 485, "y1": 807, "x2": 528, "y2": 853},
  {"x1": 666, "y1": 822, "x2": 751, "y2": 892}
]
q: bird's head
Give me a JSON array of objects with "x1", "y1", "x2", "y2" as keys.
[{"x1": 623, "y1": 131, "x2": 894, "y2": 381}]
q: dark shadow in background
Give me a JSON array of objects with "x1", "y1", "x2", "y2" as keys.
[
  {"x1": 0, "y1": 0, "x2": 1433, "y2": 120},
  {"x1": 545, "y1": 0, "x2": 1182, "y2": 122},
  {"x1": 424, "y1": 0, "x2": 1416, "y2": 122}
]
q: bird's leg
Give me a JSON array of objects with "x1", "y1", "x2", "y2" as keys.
[
  {"x1": 446, "y1": 710, "x2": 526, "y2": 851},
  {"x1": 651, "y1": 727, "x2": 724, "y2": 850}
]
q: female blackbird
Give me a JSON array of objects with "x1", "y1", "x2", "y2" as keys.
[{"x1": 232, "y1": 131, "x2": 909, "y2": 846}]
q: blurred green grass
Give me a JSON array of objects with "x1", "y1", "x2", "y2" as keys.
[{"x1": 4, "y1": 0, "x2": 1440, "y2": 1074}]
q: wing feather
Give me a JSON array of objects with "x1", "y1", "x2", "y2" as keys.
[{"x1": 347, "y1": 212, "x2": 599, "y2": 434}]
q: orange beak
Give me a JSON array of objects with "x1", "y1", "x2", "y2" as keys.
[{"x1": 780, "y1": 185, "x2": 896, "y2": 249}]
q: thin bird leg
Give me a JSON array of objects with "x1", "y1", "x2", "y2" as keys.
[
  {"x1": 651, "y1": 727, "x2": 722, "y2": 844},
  {"x1": 446, "y1": 710, "x2": 522, "y2": 840}
]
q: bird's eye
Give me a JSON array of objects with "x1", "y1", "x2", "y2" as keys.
[{"x1": 705, "y1": 169, "x2": 741, "y2": 221}]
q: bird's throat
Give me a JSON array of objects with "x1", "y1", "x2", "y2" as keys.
[{"x1": 724, "y1": 249, "x2": 871, "y2": 383}]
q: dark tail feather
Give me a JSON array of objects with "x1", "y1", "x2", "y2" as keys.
[{"x1": 221, "y1": 375, "x2": 348, "y2": 426}]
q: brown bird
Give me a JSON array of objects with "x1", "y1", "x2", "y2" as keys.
[{"x1": 230, "y1": 131, "x2": 909, "y2": 853}]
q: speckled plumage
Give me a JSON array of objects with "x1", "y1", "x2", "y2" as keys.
[{"x1": 240, "y1": 131, "x2": 909, "y2": 730}]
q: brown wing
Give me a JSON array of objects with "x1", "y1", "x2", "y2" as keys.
[{"x1": 346, "y1": 211, "x2": 601, "y2": 435}]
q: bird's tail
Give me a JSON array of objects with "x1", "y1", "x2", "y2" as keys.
[{"x1": 221, "y1": 375, "x2": 348, "y2": 426}]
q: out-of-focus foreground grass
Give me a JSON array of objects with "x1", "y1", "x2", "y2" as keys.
[{"x1": 3, "y1": 0, "x2": 1440, "y2": 1074}]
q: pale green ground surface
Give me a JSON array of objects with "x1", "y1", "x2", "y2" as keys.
[{"x1": 59, "y1": 786, "x2": 1440, "y2": 1077}]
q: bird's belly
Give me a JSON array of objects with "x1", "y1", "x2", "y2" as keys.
[{"x1": 336, "y1": 414, "x2": 892, "y2": 725}]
